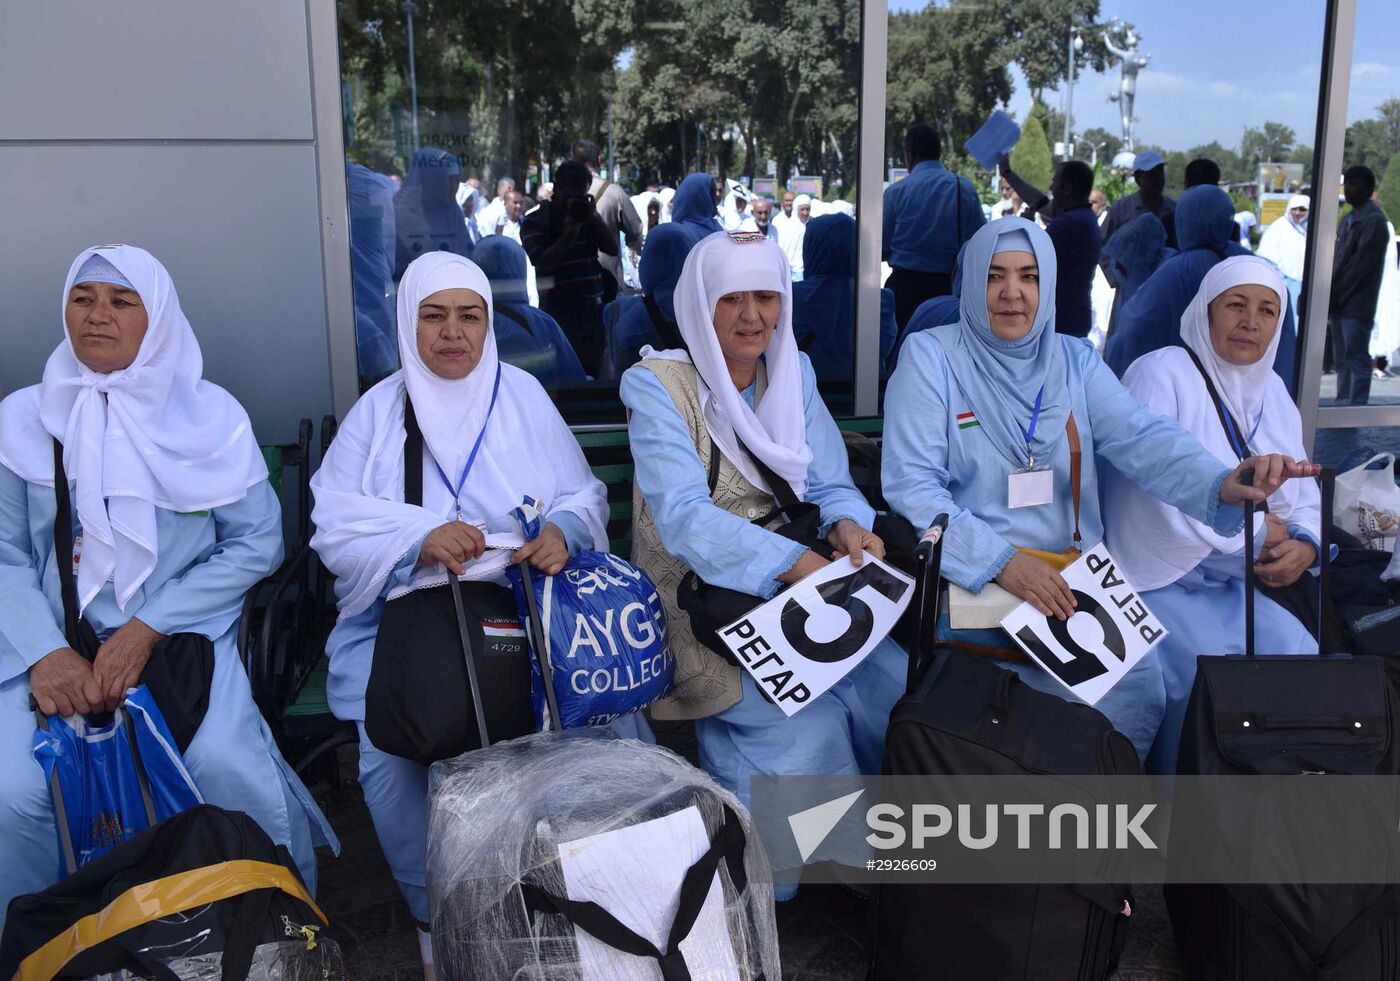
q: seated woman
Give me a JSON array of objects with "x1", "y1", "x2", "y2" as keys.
[
  {"x1": 600, "y1": 223, "x2": 698, "y2": 381},
  {"x1": 1106, "y1": 186, "x2": 1297, "y2": 386},
  {"x1": 791, "y1": 213, "x2": 898, "y2": 383},
  {"x1": 0, "y1": 246, "x2": 335, "y2": 926},
  {"x1": 311, "y1": 252, "x2": 630, "y2": 968},
  {"x1": 621, "y1": 231, "x2": 905, "y2": 899},
  {"x1": 881, "y1": 219, "x2": 1288, "y2": 759},
  {"x1": 471, "y1": 236, "x2": 587, "y2": 385},
  {"x1": 1105, "y1": 256, "x2": 1319, "y2": 774}
]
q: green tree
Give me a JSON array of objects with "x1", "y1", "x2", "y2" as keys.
[
  {"x1": 1003, "y1": 0, "x2": 1114, "y2": 104},
  {"x1": 1380, "y1": 153, "x2": 1400, "y2": 225},
  {"x1": 1011, "y1": 111, "x2": 1055, "y2": 189},
  {"x1": 1240, "y1": 121, "x2": 1297, "y2": 173},
  {"x1": 1186, "y1": 141, "x2": 1246, "y2": 184},
  {"x1": 1079, "y1": 126, "x2": 1121, "y2": 166}
]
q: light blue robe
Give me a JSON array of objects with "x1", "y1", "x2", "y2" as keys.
[
  {"x1": 0, "y1": 469, "x2": 337, "y2": 928},
  {"x1": 882, "y1": 331, "x2": 1243, "y2": 758},
  {"x1": 621, "y1": 353, "x2": 907, "y2": 901}
]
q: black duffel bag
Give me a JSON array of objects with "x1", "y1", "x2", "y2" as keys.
[
  {"x1": 51, "y1": 438, "x2": 214, "y2": 753},
  {"x1": 361, "y1": 394, "x2": 535, "y2": 764}
]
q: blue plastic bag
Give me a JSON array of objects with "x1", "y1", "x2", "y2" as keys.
[
  {"x1": 32, "y1": 685, "x2": 202, "y2": 871},
  {"x1": 507, "y1": 498, "x2": 675, "y2": 729}
]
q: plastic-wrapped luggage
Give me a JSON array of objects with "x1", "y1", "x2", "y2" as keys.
[{"x1": 426, "y1": 730, "x2": 779, "y2": 980}]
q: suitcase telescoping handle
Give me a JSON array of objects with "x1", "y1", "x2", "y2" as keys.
[
  {"x1": 906, "y1": 514, "x2": 951, "y2": 694},
  {"x1": 1240, "y1": 464, "x2": 1333, "y2": 657},
  {"x1": 518, "y1": 564, "x2": 565, "y2": 733},
  {"x1": 448, "y1": 577, "x2": 496, "y2": 749}
]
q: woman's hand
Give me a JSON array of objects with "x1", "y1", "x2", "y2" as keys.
[
  {"x1": 777, "y1": 549, "x2": 830, "y2": 586},
  {"x1": 1255, "y1": 538, "x2": 1317, "y2": 589},
  {"x1": 1263, "y1": 513, "x2": 1289, "y2": 552},
  {"x1": 513, "y1": 522, "x2": 570, "y2": 575},
  {"x1": 29, "y1": 647, "x2": 102, "y2": 717},
  {"x1": 417, "y1": 521, "x2": 486, "y2": 575},
  {"x1": 826, "y1": 519, "x2": 886, "y2": 566},
  {"x1": 1220, "y1": 454, "x2": 1294, "y2": 506},
  {"x1": 92, "y1": 618, "x2": 165, "y2": 712},
  {"x1": 996, "y1": 552, "x2": 1077, "y2": 620}
]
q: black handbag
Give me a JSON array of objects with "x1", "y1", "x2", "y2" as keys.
[
  {"x1": 676, "y1": 438, "x2": 831, "y2": 663},
  {"x1": 361, "y1": 395, "x2": 536, "y2": 764},
  {"x1": 48, "y1": 439, "x2": 214, "y2": 754}
]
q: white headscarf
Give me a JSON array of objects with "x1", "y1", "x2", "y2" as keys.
[
  {"x1": 310, "y1": 252, "x2": 607, "y2": 616},
  {"x1": 1105, "y1": 255, "x2": 1316, "y2": 591},
  {"x1": 0, "y1": 245, "x2": 267, "y2": 613},
  {"x1": 1256, "y1": 195, "x2": 1309, "y2": 281},
  {"x1": 642, "y1": 231, "x2": 813, "y2": 497}
]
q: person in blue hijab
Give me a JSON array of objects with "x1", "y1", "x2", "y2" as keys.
[
  {"x1": 1106, "y1": 185, "x2": 1297, "y2": 386},
  {"x1": 599, "y1": 223, "x2": 698, "y2": 381},
  {"x1": 670, "y1": 173, "x2": 724, "y2": 238},
  {"x1": 881, "y1": 217, "x2": 1294, "y2": 759},
  {"x1": 471, "y1": 236, "x2": 587, "y2": 385},
  {"x1": 1099, "y1": 212, "x2": 1171, "y2": 334},
  {"x1": 347, "y1": 162, "x2": 400, "y2": 383},
  {"x1": 791, "y1": 214, "x2": 898, "y2": 382},
  {"x1": 393, "y1": 148, "x2": 475, "y2": 278}
]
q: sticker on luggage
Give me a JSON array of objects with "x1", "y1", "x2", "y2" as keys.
[
  {"x1": 718, "y1": 553, "x2": 914, "y2": 718},
  {"x1": 999, "y1": 543, "x2": 1167, "y2": 705}
]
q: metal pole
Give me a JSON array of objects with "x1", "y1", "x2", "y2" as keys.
[
  {"x1": 1063, "y1": 27, "x2": 1074, "y2": 160},
  {"x1": 403, "y1": 1, "x2": 420, "y2": 150},
  {"x1": 853, "y1": 0, "x2": 889, "y2": 417}
]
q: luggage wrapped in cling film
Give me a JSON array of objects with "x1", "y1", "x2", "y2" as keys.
[{"x1": 426, "y1": 730, "x2": 780, "y2": 980}]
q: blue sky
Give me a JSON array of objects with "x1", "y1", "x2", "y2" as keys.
[{"x1": 888, "y1": 0, "x2": 1400, "y2": 151}]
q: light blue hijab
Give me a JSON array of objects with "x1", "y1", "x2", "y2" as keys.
[{"x1": 933, "y1": 217, "x2": 1068, "y2": 469}]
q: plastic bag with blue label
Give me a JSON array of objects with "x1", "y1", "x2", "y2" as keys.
[
  {"x1": 32, "y1": 684, "x2": 202, "y2": 872},
  {"x1": 506, "y1": 498, "x2": 675, "y2": 730}
]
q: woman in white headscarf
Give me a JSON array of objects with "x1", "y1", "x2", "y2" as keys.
[
  {"x1": 1104, "y1": 256, "x2": 1320, "y2": 774},
  {"x1": 620, "y1": 230, "x2": 904, "y2": 900},
  {"x1": 309, "y1": 251, "x2": 614, "y2": 963},
  {"x1": 0, "y1": 245, "x2": 336, "y2": 928},
  {"x1": 882, "y1": 220, "x2": 1292, "y2": 762},
  {"x1": 1255, "y1": 194, "x2": 1309, "y2": 317}
]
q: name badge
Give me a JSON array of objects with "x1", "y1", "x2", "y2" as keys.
[{"x1": 1008, "y1": 468, "x2": 1054, "y2": 509}]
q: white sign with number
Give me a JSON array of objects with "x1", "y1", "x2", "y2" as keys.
[
  {"x1": 999, "y1": 543, "x2": 1168, "y2": 705},
  {"x1": 718, "y1": 553, "x2": 914, "y2": 718}
]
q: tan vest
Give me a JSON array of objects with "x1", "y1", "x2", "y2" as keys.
[{"x1": 631, "y1": 358, "x2": 783, "y2": 720}]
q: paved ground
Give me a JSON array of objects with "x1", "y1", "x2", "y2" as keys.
[{"x1": 307, "y1": 723, "x2": 1187, "y2": 980}]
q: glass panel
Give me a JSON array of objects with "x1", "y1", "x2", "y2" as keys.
[
  {"x1": 335, "y1": 1, "x2": 862, "y2": 422},
  {"x1": 1319, "y1": 0, "x2": 1400, "y2": 408},
  {"x1": 884, "y1": 0, "x2": 1324, "y2": 397}
]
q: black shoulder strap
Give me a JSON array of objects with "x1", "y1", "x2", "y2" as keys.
[
  {"x1": 1183, "y1": 346, "x2": 1251, "y2": 461},
  {"x1": 51, "y1": 439, "x2": 83, "y2": 648},
  {"x1": 495, "y1": 304, "x2": 535, "y2": 336},
  {"x1": 520, "y1": 805, "x2": 752, "y2": 981},
  {"x1": 403, "y1": 393, "x2": 424, "y2": 507},
  {"x1": 706, "y1": 439, "x2": 721, "y2": 496}
]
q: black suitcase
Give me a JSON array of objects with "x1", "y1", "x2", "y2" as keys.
[
  {"x1": 1167, "y1": 466, "x2": 1400, "y2": 979},
  {"x1": 867, "y1": 516, "x2": 1135, "y2": 981}
]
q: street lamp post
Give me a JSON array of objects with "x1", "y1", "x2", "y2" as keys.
[
  {"x1": 1063, "y1": 28, "x2": 1083, "y2": 161},
  {"x1": 403, "y1": 1, "x2": 420, "y2": 150}
]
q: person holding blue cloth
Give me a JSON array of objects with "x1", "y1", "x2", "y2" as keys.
[
  {"x1": 310, "y1": 252, "x2": 635, "y2": 973},
  {"x1": 0, "y1": 245, "x2": 336, "y2": 931},
  {"x1": 881, "y1": 218, "x2": 1291, "y2": 759},
  {"x1": 622, "y1": 231, "x2": 905, "y2": 899},
  {"x1": 1104, "y1": 256, "x2": 1320, "y2": 774}
]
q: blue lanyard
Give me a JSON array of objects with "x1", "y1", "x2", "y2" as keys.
[
  {"x1": 1021, "y1": 386, "x2": 1045, "y2": 466},
  {"x1": 432, "y1": 364, "x2": 502, "y2": 519},
  {"x1": 1220, "y1": 399, "x2": 1262, "y2": 460}
]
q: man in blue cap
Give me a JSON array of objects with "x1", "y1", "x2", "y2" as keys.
[{"x1": 1098, "y1": 150, "x2": 1178, "y2": 332}]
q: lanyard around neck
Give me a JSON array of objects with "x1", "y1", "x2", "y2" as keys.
[
  {"x1": 1021, "y1": 386, "x2": 1045, "y2": 466},
  {"x1": 432, "y1": 363, "x2": 502, "y2": 520}
]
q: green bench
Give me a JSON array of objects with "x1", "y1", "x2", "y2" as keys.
[{"x1": 267, "y1": 415, "x2": 885, "y2": 771}]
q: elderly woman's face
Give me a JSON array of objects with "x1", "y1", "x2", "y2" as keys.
[
  {"x1": 417, "y1": 288, "x2": 489, "y2": 380},
  {"x1": 1208, "y1": 284, "x2": 1280, "y2": 366},
  {"x1": 713, "y1": 289, "x2": 782, "y2": 376},
  {"x1": 985, "y1": 251, "x2": 1040, "y2": 341},
  {"x1": 65, "y1": 281, "x2": 149, "y2": 373}
]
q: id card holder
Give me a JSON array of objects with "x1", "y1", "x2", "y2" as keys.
[{"x1": 1008, "y1": 467, "x2": 1054, "y2": 509}]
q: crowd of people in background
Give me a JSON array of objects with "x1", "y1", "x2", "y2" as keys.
[{"x1": 346, "y1": 124, "x2": 1400, "y2": 409}]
